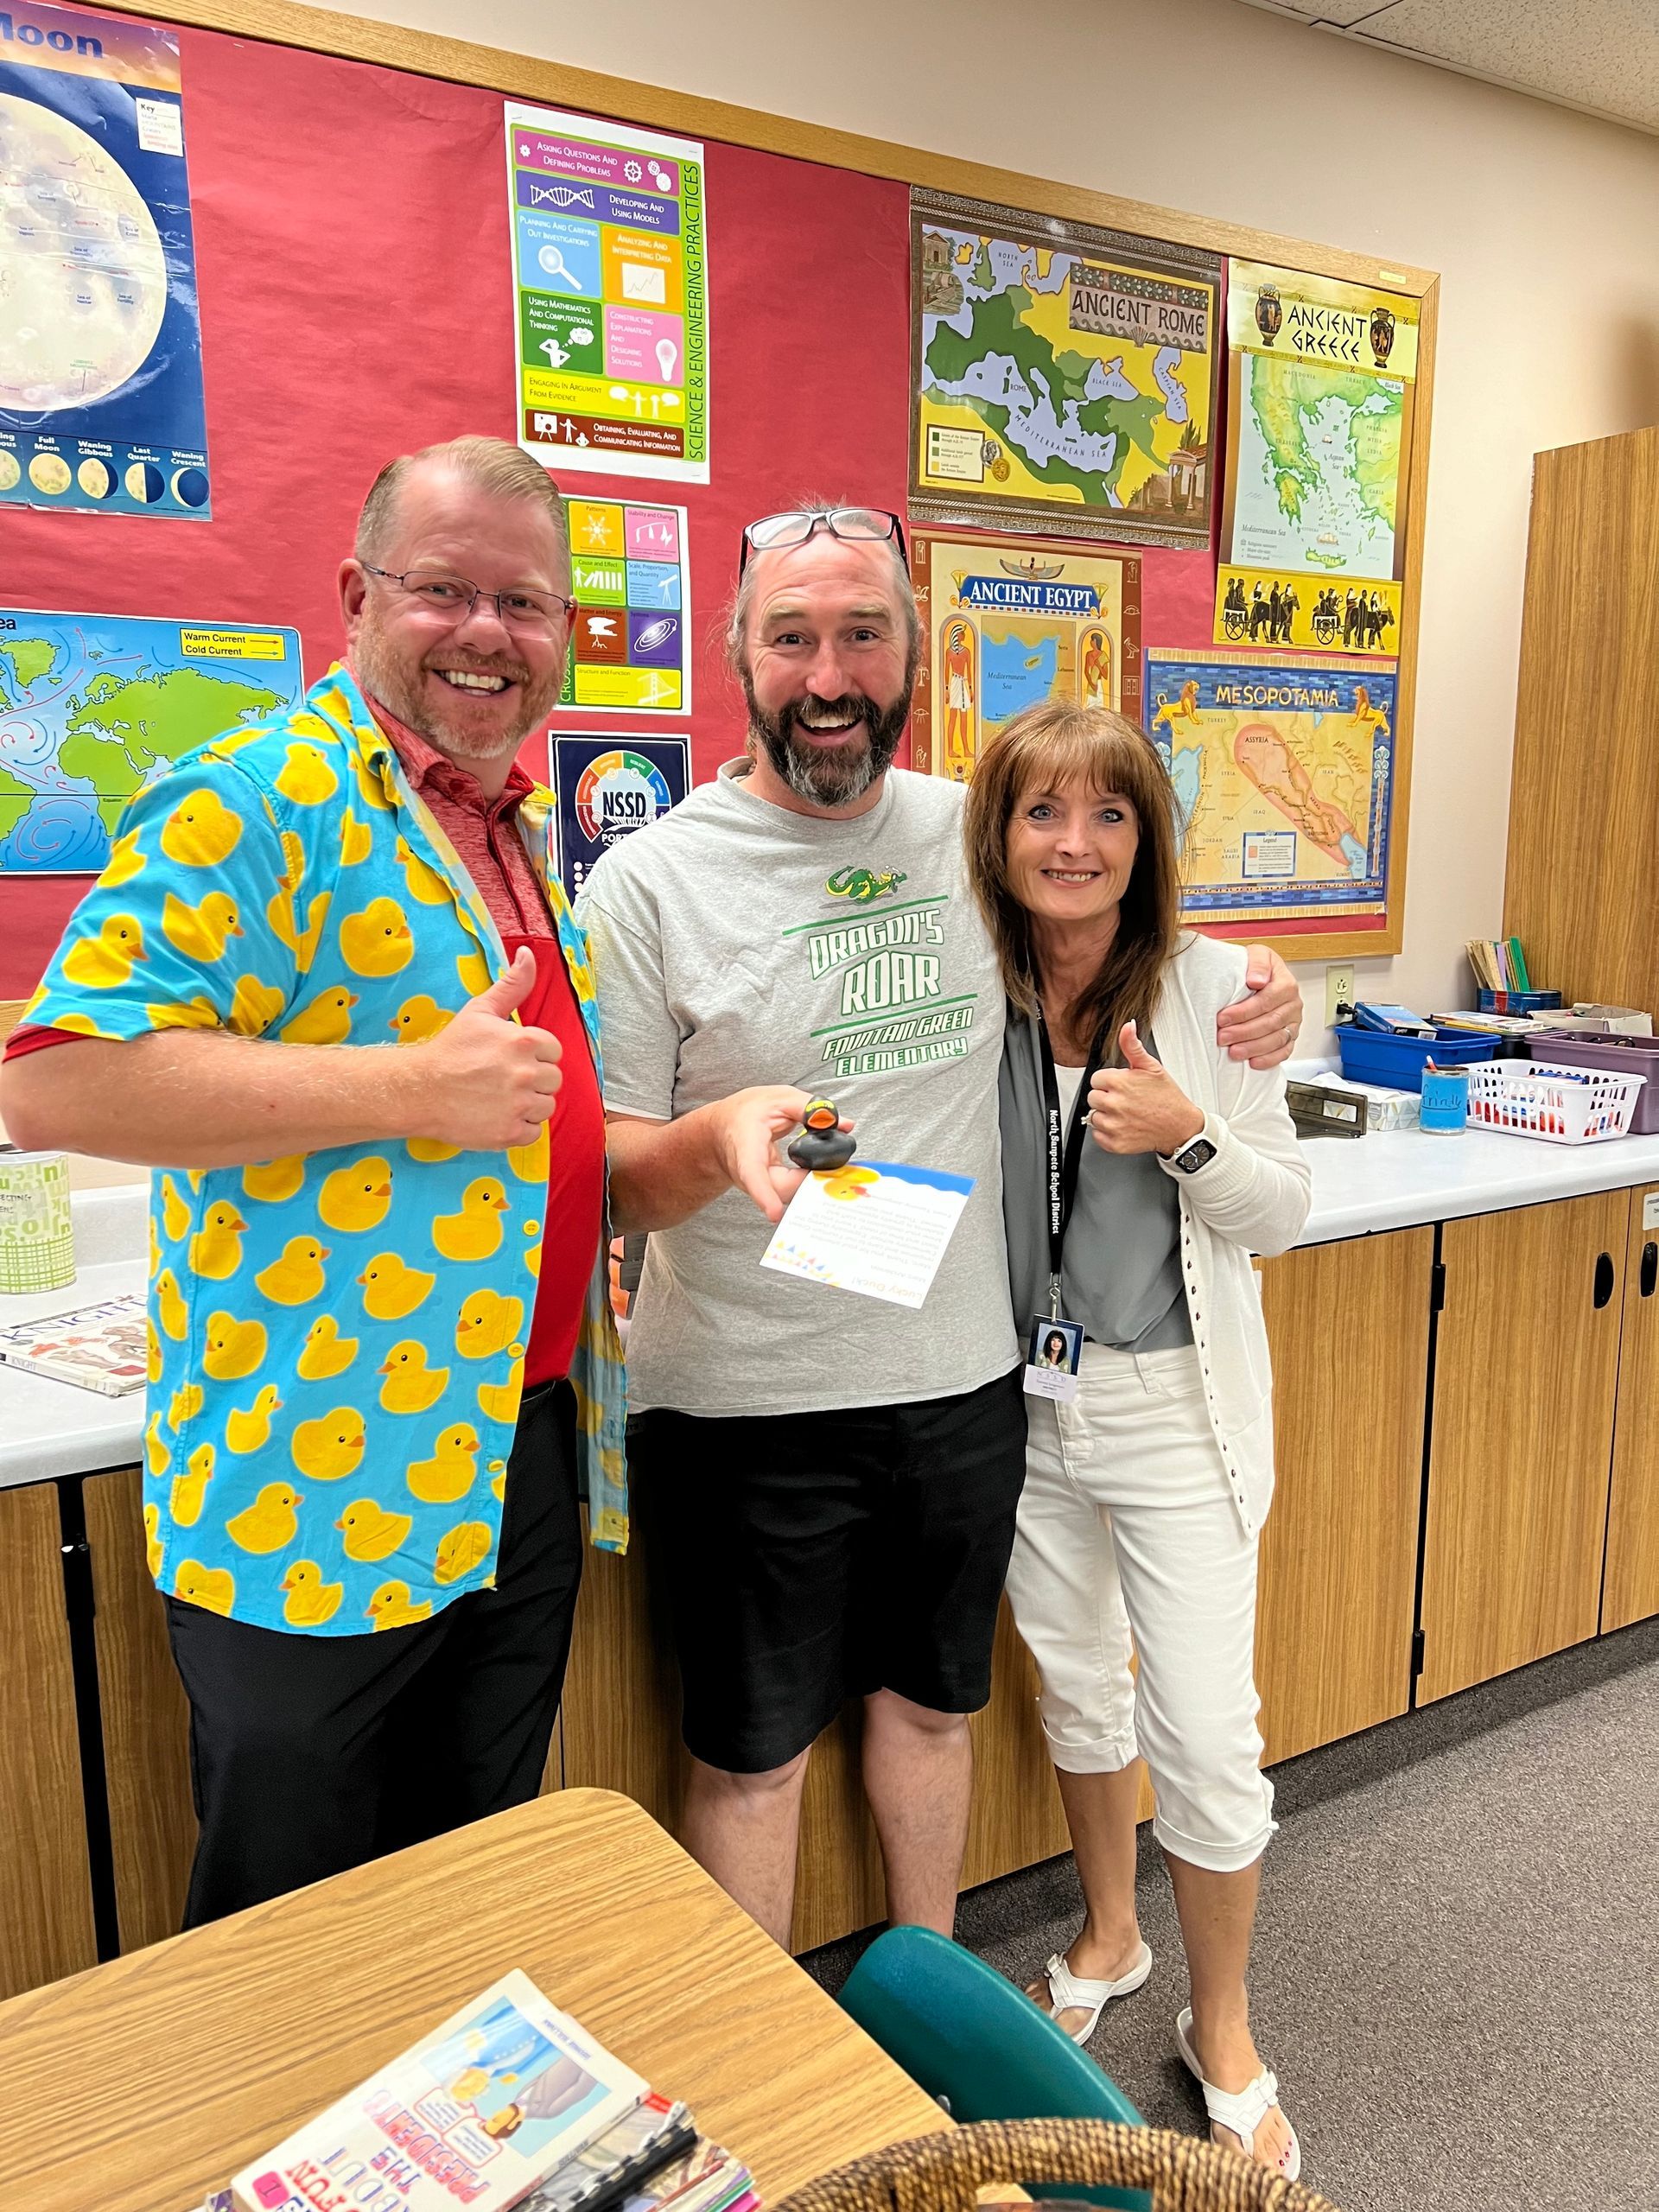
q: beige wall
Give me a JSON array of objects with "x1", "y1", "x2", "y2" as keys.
[{"x1": 340, "y1": 0, "x2": 1659, "y2": 1039}]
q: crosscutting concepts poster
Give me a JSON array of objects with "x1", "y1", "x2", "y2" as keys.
[
  {"x1": 0, "y1": 4, "x2": 211, "y2": 519},
  {"x1": 1147, "y1": 648, "x2": 1396, "y2": 930},
  {"x1": 506, "y1": 102, "x2": 709, "y2": 485},
  {"x1": 551, "y1": 734, "x2": 688, "y2": 900},
  {"x1": 1223, "y1": 261, "x2": 1416, "y2": 586},
  {"x1": 0, "y1": 609, "x2": 302, "y2": 872},
  {"x1": 562, "y1": 497, "x2": 691, "y2": 714},
  {"x1": 909, "y1": 530, "x2": 1141, "y2": 782},
  {"x1": 1214, "y1": 564, "x2": 1402, "y2": 658},
  {"x1": 911, "y1": 188, "x2": 1219, "y2": 545}
]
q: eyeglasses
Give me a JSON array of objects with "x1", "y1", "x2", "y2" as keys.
[
  {"x1": 739, "y1": 507, "x2": 907, "y2": 576},
  {"x1": 361, "y1": 565, "x2": 577, "y2": 635}
]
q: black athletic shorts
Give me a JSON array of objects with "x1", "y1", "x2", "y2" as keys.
[{"x1": 627, "y1": 1364, "x2": 1027, "y2": 1774}]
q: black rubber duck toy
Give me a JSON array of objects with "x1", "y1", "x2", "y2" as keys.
[{"x1": 787, "y1": 1097, "x2": 856, "y2": 1173}]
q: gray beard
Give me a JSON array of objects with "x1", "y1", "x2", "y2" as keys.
[{"x1": 743, "y1": 680, "x2": 911, "y2": 810}]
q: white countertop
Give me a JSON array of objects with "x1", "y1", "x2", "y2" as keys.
[
  {"x1": 5, "y1": 1122, "x2": 1659, "y2": 1491},
  {"x1": 0, "y1": 1183, "x2": 148, "y2": 1491}
]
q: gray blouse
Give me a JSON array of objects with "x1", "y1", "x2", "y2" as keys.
[{"x1": 999, "y1": 1005, "x2": 1192, "y2": 1352}]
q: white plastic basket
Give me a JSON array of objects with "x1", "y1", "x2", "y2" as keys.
[{"x1": 1465, "y1": 1059, "x2": 1646, "y2": 1145}]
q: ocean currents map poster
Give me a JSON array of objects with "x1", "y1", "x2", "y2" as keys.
[
  {"x1": 0, "y1": 3, "x2": 211, "y2": 519},
  {"x1": 1147, "y1": 648, "x2": 1395, "y2": 930},
  {"x1": 1222, "y1": 261, "x2": 1416, "y2": 586},
  {"x1": 0, "y1": 609, "x2": 302, "y2": 873},
  {"x1": 910, "y1": 188, "x2": 1220, "y2": 545},
  {"x1": 909, "y1": 530, "x2": 1141, "y2": 783}
]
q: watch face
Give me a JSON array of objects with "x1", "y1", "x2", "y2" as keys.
[{"x1": 1176, "y1": 1137, "x2": 1217, "y2": 1173}]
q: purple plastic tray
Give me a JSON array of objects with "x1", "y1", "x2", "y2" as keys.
[{"x1": 1528, "y1": 1032, "x2": 1659, "y2": 1133}]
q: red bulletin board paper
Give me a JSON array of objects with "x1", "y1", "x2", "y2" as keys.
[{"x1": 0, "y1": 16, "x2": 1214, "y2": 999}]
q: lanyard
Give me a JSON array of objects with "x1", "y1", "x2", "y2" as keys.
[{"x1": 1036, "y1": 1009, "x2": 1109, "y2": 1320}]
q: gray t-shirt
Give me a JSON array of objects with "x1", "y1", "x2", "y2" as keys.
[{"x1": 577, "y1": 760, "x2": 1020, "y2": 1416}]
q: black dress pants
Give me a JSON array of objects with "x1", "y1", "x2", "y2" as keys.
[{"x1": 165, "y1": 1378, "x2": 582, "y2": 1926}]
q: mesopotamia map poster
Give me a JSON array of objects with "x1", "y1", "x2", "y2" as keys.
[
  {"x1": 911, "y1": 188, "x2": 1219, "y2": 546},
  {"x1": 909, "y1": 530, "x2": 1141, "y2": 783},
  {"x1": 0, "y1": 4, "x2": 212, "y2": 518},
  {"x1": 1147, "y1": 649, "x2": 1395, "y2": 928},
  {"x1": 0, "y1": 609, "x2": 302, "y2": 872}
]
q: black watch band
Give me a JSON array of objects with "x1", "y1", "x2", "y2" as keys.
[{"x1": 1169, "y1": 1133, "x2": 1217, "y2": 1174}]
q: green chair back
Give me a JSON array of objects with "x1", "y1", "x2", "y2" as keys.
[{"x1": 836, "y1": 1925, "x2": 1150, "y2": 2212}]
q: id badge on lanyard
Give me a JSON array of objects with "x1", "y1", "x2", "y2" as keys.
[{"x1": 1022, "y1": 1012, "x2": 1103, "y2": 1406}]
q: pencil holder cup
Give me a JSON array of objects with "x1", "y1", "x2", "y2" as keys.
[
  {"x1": 1420, "y1": 1069, "x2": 1469, "y2": 1135},
  {"x1": 0, "y1": 1152, "x2": 76, "y2": 1294}
]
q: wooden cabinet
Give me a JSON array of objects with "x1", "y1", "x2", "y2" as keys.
[
  {"x1": 0, "y1": 1484, "x2": 98, "y2": 1999},
  {"x1": 1255, "y1": 1227, "x2": 1433, "y2": 1762},
  {"x1": 85, "y1": 1469, "x2": 197, "y2": 1954},
  {"x1": 1603, "y1": 1182, "x2": 1659, "y2": 1633},
  {"x1": 1503, "y1": 425, "x2": 1659, "y2": 1007},
  {"x1": 1418, "y1": 1190, "x2": 1628, "y2": 1704}
]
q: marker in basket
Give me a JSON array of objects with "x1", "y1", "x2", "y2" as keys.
[{"x1": 1420, "y1": 1059, "x2": 1469, "y2": 1135}]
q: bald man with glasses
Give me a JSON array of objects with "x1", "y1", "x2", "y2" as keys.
[{"x1": 2, "y1": 435, "x2": 627, "y2": 1923}]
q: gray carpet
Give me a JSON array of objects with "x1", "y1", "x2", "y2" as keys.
[{"x1": 803, "y1": 1618, "x2": 1659, "y2": 2210}]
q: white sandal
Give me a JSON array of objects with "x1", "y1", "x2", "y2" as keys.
[
  {"x1": 1175, "y1": 2006, "x2": 1301, "y2": 2181},
  {"x1": 1032, "y1": 1942, "x2": 1153, "y2": 2044}
]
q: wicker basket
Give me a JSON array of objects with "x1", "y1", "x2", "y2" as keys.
[{"x1": 772, "y1": 2117, "x2": 1339, "y2": 2212}]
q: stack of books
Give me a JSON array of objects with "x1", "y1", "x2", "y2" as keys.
[
  {"x1": 1466, "y1": 936, "x2": 1534, "y2": 994},
  {"x1": 191, "y1": 1971, "x2": 757, "y2": 2212}
]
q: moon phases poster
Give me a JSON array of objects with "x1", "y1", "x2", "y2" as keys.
[{"x1": 0, "y1": 3, "x2": 212, "y2": 520}]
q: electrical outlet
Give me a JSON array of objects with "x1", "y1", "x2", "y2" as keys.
[{"x1": 1325, "y1": 963, "x2": 1356, "y2": 1027}]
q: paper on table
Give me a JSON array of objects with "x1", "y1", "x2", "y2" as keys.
[{"x1": 760, "y1": 1160, "x2": 975, "y2": 1310}]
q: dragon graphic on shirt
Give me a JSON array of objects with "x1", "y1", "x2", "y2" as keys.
[{"x1": 824, "y1": 865, "x2": 907, "y2": 905}]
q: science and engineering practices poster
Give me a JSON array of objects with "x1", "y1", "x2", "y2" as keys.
[
  {"x1": 908, "y1": 528, "x2": 1141, "y2": 783},
  {"x1": 506, "y1": 101, "x2": 709, "y2": 485},
  {"x1": 0, "y1": 3, "x2": 211, "y2": 518}
]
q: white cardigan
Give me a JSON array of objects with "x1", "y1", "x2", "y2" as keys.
[{"x1": 1145, "y1": 933, "x2": 1313, "y2": 1537}]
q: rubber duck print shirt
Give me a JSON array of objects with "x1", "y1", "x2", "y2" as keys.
[{"x1": 22, "y1": 665, "x2": 627, "y2": 1635}]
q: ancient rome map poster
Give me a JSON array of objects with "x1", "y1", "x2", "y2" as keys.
[
  {"x1": 1147, "y1": 647, "x2": 1396, "y2": 928},
  {"x1": 910, "y1": 189, "x2": 1220, "y2": 545},
  {"x1": 0, "y1": 3, "x2": 211, "y2": 519}
]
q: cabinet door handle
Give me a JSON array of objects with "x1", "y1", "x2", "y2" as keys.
[
  {"x1": 1643, "y1": 1242, "x2": 1657, "y2": 1299},
  {"x1": 1593, "y1": 1251, "x2": 1616, "y2": 1308}
]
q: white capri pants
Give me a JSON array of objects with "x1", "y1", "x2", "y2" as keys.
[{"x1": 1003, "y1": 1340, "x2": 1275, "y2": 1874}]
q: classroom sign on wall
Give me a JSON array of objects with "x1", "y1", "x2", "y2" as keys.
[
  {"x1": 552, "y1": 734, "x2": 688, "y2": 899},
  {"x1": 0, "y1": 3, "x2": 212, "y2": 518},
  {"x1": 506, "y1": 101, "x2": 709, "y2": 485},
  {"x1": 561, "y1": 496, "x2": 692, "y2": 714}
]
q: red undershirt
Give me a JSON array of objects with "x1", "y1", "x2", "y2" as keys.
[{"x1": 5, "y1": 694, "x2": 605, "y2": 1386}]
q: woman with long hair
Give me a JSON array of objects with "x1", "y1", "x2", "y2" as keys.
[{"x1": 964, "y1": 702, "x2": 1311, "y2": 2177}]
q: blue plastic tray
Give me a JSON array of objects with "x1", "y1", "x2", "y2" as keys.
[{"x1": 1336, "y1": 1027, "x2": 1497, "y2": 1095}]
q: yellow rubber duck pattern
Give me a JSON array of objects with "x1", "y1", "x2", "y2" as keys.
[{"x1": 28, "y1": 665, "x2": 627, "y2": 1636}]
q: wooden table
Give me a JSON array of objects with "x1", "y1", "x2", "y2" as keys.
[{"x1": 0, "y1": 1787, "x2": 949, "y2": 2212}]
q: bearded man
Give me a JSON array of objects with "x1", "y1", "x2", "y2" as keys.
[
  {"x1": 577, "y1": 504, "x2": 1305, "y2": 1950},
  {"x1": 1, "y1": 435, "x2": 626, "y2": 1923}
]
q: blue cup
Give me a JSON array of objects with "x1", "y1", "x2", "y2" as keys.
[{"x1": 1421, "y1": 1067, "x2": 1469, "y2": 1133}]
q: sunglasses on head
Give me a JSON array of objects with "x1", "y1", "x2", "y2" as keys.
[{"x1": 739, "y1": 507, "x2": 907, "y2": 576}]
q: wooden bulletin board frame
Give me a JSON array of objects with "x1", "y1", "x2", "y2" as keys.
[{"x1": 91, "y1": 0, "x2": 1440, "y2": 962}]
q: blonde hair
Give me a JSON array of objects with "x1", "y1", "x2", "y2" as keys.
[
  {"x1": 963, "y1": 702, "x2": 1185, "y2": 1050},
  {"x1": 355, "y1": 435, "x2": 568, "y2": 566}
]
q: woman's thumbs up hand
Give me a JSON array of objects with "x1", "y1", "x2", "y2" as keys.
[{"x1": 1085, "y1": 1021, "x2": 1207, "y2": 1158}]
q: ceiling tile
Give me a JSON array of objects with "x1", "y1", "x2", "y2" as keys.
[{"x1": 1353, "y1": 0, "x2": 1659, "y2": 132}]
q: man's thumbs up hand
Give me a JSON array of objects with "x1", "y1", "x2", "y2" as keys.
[
  {"x1": 1086, "y1": 1020, "x2": 1206, "y2": 1159},
  {"x1": 413, "y1": 944, "x2": 563, "y2": 1151}
]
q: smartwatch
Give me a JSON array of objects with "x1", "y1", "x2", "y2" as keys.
[{"x1": 1168, "y1": 1134, "x2": 1217, "y2": 1174}]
